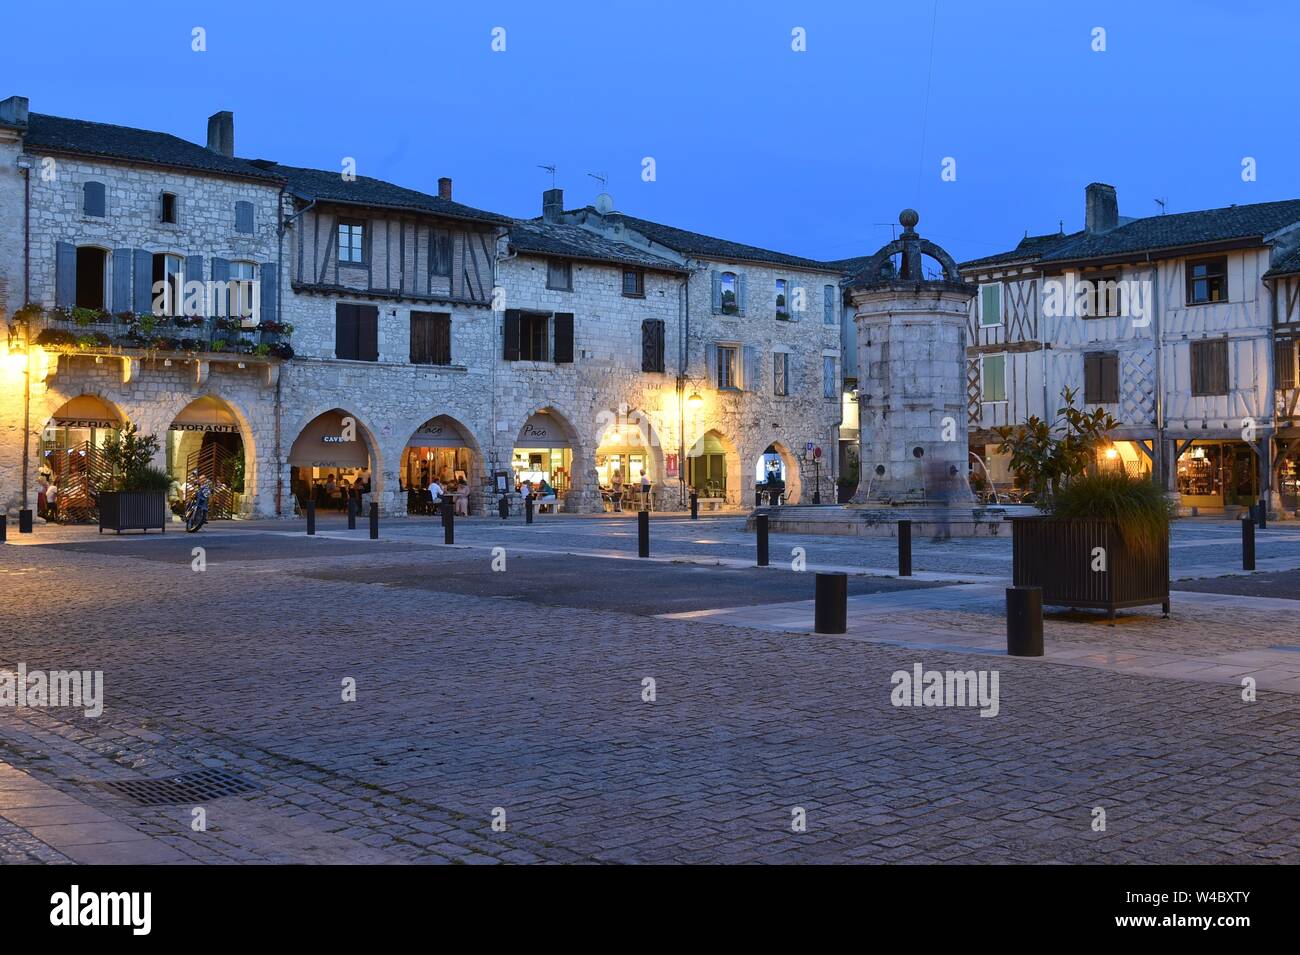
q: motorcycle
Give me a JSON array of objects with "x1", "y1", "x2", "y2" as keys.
[{"x1": 184, "y1": 480, "x2": 212, "y2": 533}]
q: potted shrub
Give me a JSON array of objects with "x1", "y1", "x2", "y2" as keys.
[
  {"x1": 96, "y1": 425, "x2": 170, "y2": 534},
  {"x1": 995, "y1": 389, "x2": 1171, "y2": 619}
]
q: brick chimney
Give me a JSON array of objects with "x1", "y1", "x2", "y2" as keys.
[
  {"x1": 1085, "y1": 182, "x2": 1118, "y2": 234},
  {"x1": 206, "y1": 110, "x2": 234, "y2": 157},
  {"x1": 0, "y1": 95, "x2": 29, "y2": 128},
  {"x1": 438, "y1": 177, "x2": 452, "y2": 200},
  {"x1": 542, "y1": 188, "x2": 563, "y2": 223}
]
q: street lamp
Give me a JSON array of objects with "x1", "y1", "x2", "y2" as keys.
[{"x1": 687, "y1": 392, "x2": 702, "y2": 412}]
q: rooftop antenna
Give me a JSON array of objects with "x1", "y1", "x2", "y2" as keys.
[
  {"x1": 1154, "y1": 197, "x2": 1167, "y2": 215},
  {"x1": 873, "y1": 221, "x2": 899, "y2": 241},
  {"x1": 1058, "y1": 220, "x2": 1064, "y2": 235},
  {"x1": 537, "y1": 164, "x2": 557, "y2": 187},
  {"x1": 587, "y1": 171, "x2": 608, "y2": 190}
]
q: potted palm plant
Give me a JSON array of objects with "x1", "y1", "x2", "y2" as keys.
[
  {"x1": 995, "y1": 389, "x2": 1172, "y2": 619},
  {"x1": 97, "y1": 425, "x2": 171, "y2": 534}
]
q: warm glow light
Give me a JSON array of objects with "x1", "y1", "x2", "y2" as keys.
[
  {"x1": 687, "y1": 392, "x2": 703, "y2": 411},
  {"x1": 1105, "y1": 447, "x2": 1119, "y2": 459}
]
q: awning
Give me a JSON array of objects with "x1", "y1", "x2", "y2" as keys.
[
  {"x1": 49, "y1": 395, "x2": 121, "y2": 429},
  {"x1": 288, "y1": 411, "x2": 371, "y2": 468},
  {"x1": 516, "y1": 412, "x2": 569, "y2": 449},
  {"x1": 407, "y1": 415, "x2": 470, "y2": 449},
  {"x1": 170, "y1": 396, "x2": 240, "y2": 434}
]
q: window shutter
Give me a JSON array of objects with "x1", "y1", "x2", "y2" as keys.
[
  {"x1": 432, "y1": 313, "x2": 451, "y2": 365},
  {"x1": 210, "y1": 257, "x2": 231, "y2": 282},
  {"x1": 157, "y1": 191, "x2": 166, "y2": 223},
  {"x1": 787, "y1": 352, "x2": 799, "y2": 394},
  {"x1": 183, "y1": 255, "x2": 203, "y2": 317},
  {"x1": 55, "y1": 241, "x2": 76, "y2": 308},
  {"x1": 234, "y1": 201, "x2": 254, "y2": 234},
  {"x1": 553, "y1": 312, "x2": 574, "y2": 363},
  {"x1": 132, "y1": 249, "x2": 152, "y2": 314},
  {"x1": 1276, "y1": 339, "x2": 1297, "y2": 391},
  {"x1": 711, "y1": 270, "x2": 721, "y2": 313},
  {"x1": 335, "y1": 304, "x2": 359, "y2": 360},
  {"x1": 410, "y1": 313, "x2": 429, "y2": 363},
  {"x1": 174, "y1": 195, "x2": 184, "y2": 225},
  {"x1": 824, "y1": 285, "x2": 835, "y2": 324},
  {"x1": 112, "y1": 248, "x2": 133, "y2": 313},
  {"x1": 83, "y1": 182, "x2": 106, "y2": 217},
  {"x1": 358, "y1": 305, "x2": 379, "y2": 361},
  {"x1": 1084, "y1": 353, "x2": 1100, "y2": 404},
  {"x1": 738, "y1": 273, "x2": 748, "y2": 315},
  {"x1": 1102, "y1": 354, "x2": 1119, "y2": 403},
  {"x1": 742, "y1": 345, "x2": 759, "y2": 391},
  {"x1": 705, "y1": 342, "x2": 718, "y2": 386},
  {"x1": 260, "y1": 260, "x2": 278, "y2": 324},
  {"x1": 503, "y1": 309, "x2": 521, "y2": 361},
  {"x1": 641, "y1": 319, "x2": 665, "y2": 372}
]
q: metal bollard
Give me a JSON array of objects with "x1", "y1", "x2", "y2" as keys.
[
  {"x1": 814, "y1": 572, "x2": 847, "y2": 634},
  {"x1": 689, "y1": 492, "x2": 698, "y2": 520},
  {"x1": 525, "y1": 496, "x2": 534, "y2": 525},
  {"x1": 638, "y1": 510, "x2": 649, "y2": 558},
  {"x1": 306, "y1": 500, "x2": 316, "y2": 535},
  {"x1": 444, "y1": 507, "x2": 454, "y2": 545},
  {"x1": 1006, "y1": 586, "x2": 1044, "y2": 656},
  {"x1": 1, "y1": 513, "x2": 6, "y2": 543},
  {"x1": 18, "y1": 509, "x2": 33, "y2": 534},
  {"x1": 369, "y1": 502, "x2": 379, "y2": 540},
  {"x1": 347, "y1": 496, "x2": 357, "y2": 530},
  {"x1": 1257, "y1": 499, "x2": 1267, "y2": 530},
  {"x1": 897, "y1": 520, "x2": 912, "y2": 577},
  {"x1": 498, "y1": 495, "x2": 510, "y2": 520},
  {"x1": 1242, "y1": 515, "x2": 1256, "y2": 571},
  {"x1": 756, "y1": 514, "x2": 769, "y2": 567}
]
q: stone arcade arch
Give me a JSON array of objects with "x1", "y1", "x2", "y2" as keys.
[
  {"x1": 753, "y1": 440, "x2": 803, "y2": 506},
  {"x1": 398, "y1": 413, "x2": 485, "y2": 515},
  {"x1": 286, "y1": 408, "x2": 380, "y2": 514}
]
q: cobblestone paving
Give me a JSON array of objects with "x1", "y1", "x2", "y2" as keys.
[{"x1": 2, "y1": 529, "x2": 1298, "y2": 864}]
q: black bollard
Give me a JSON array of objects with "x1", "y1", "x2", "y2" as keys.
[
  {"x1": 18, "y1": 509, "x2": 33, "y2": 534},
  {"x1": 1, "y1": 513, "x2": 6, "y2": 543},
  {"x1": 525, "y1": 496, "x2": 534, "y2": 525},
  {"x1": 756, "y1": 514, "x2": 769, "y2": 567},
  {"x1": 638, "y1": 510, "x2": 649, "y2": 558},
  {"x1": 1006, "y1": 586, "x2": 1044, "y2": 656},
  {"x1": 1257, "y1": 499, "x2": 1267, "y2": 530},
  {"x1": 306, "y1": 500, "x2": 316, "y2": 536},
  {"x1": 369, "y1": 502, "x2": 379, "y2": 540},
  {"x1": 444, "y1": 507, "x2": 454, "y2": 545},
  {"x1": 498, "y1": 495, "x2": 509, "y2": 520},
  {"x1": 897, "y1": 520, "x2": 912, "y2": 577},
  {"x1": 1242, "y1": 514, "x2": 1256, "y2": 571},
  {"x1": 347, "y1": 496, "x2": 357, "y2": 530},
  {"x1": 689, "y1": 492, "x2": 698, "y2": 520},
  {"x1": 814, "y1": 572, "x2": 847, "y2": 634}
]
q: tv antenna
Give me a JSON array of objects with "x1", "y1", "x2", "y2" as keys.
[
  {"x1": 537, "y1": 164, "x2": 557, "y2": 187},
  {"x1": 587, "y1": 171, "x2": 608, "y2": 190},
  {"x1": 1154, "y1": 197, "x2": 1167, "y2": 215},
  {"x1": 873, "y1": 221, "x2": 898, "y2": 241}
]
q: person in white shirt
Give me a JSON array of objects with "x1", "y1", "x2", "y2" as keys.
[{"x1": 428, "y1": 478, "x2": 444, "y2": 514}]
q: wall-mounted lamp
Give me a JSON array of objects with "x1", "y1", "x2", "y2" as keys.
[{"x1": 687, "y1": 392, "x2": 702, "y2": 412}]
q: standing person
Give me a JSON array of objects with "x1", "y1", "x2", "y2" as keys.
[
  {"x1": 611, "y1": 468, "x2": 623, "y2": 513},
  {"x1": 639, "y1": 469, "x2": 651, "y2": 511}
]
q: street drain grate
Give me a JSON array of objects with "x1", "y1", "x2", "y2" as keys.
[{"x1": 98, "y1": 769, "x2": 257, "y2": 806}]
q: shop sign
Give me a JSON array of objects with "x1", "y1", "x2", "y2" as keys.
[
  {"x1": 51, "y1": 418, "x2": 117, "y2": 429},
  {"x1": 171, "y1": 423, "x2": 239, "y2": 434}
]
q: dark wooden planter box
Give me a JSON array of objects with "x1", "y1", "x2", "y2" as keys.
[
  {"x1": 97, "y1": 491, "x2": 167, "y2": 534},
  {"x1": 1010, "y1": 516, "x2": 1169, "y2": 618}
]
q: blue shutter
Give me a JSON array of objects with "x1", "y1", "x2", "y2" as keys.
[
  {"x1": 55, "y1": 241, "x2": 76, "y2": 308},
  {"x1": 737, "y1": 272, "x2": 748, "y2": 315},
  {"x1": 705, "y1": 342, "x2": 718, "y2": 386},
  {"x1": 234, "y1": 201, "x2": 254, "y2": 234},
  {"x1": 787, "y1": 352, "x2": 799, "y2": 394},
  {"x1": 824, "y1": 285, "x2": 834, "y2": 324},
  {"x1": 210, "y1": 257, "x2": 230, "y2": 282},
  {"x1": 83, "y1": 181, "x2": 106, "y2": 217},
  {"x1": 112, "y1": 249, "x2": 132, "y2": 313},
  {"x1": 260, "y1": 260, "x2": 278, "y2": 324},
  {"x1": 132, "y1": 250, "x2": 153, "y2": 314},
  {"x1": 210, "y1": 257, "x2": 231, "y2": 320},
  {"x1": 742, "y1": 345, "x2": 759, "y2": 391},
  {"x1": 710, "y1": 270, "x2": 721, "y2": 313},
  {"x1": 185, "y1": 255, "x2": 203, "y2": 317}
]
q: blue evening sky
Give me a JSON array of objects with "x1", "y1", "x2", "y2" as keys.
[{"x1": 4, "y1": 0, "x2": 1294, "y2": 263}]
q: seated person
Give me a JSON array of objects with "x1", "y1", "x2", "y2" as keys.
[{"x1": 454, "y1": 480, "x2": 470, "y2": 516}]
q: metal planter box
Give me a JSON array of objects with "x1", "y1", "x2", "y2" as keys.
[
  {"x1": 97, "y1": 491, "x2": 167, "y2": 534},
  {"x1": 1010, "y1": 516, "x2": 1169, "y2": 619}
]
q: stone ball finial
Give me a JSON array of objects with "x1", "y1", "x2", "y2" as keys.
[{"x1": 899, "y1": 208, "x2": 919, "y2": 231}]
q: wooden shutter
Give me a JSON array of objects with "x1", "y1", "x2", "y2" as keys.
[
  {"x1": 260, "y1": 261, "x2": 277, "y2": 324},
  {"x1": 705, "y1": 342, "x2": 718, "y2": 386},
  {"x1": 1084, "y1": 353, "x2": 1101, "y2": 404},
  {"x1": 742, "y1": 345, "x2": 759, "y2": 391},
  {"x1": 1101, "y1": 353, "x2": 1119, "y2": 403},
  {"x1": 132, "y1": 249, "x2": 152, "y2": 314},
  {"x1": 431, "y1": 313, "x2": 451, "y2": 365},
  {"x1": 503, "y1": 309, "x2": 521, "y2": 361},
  {"x1": 1276, "y1": 339, "x2": 1297, "y2": 391},
  {"x1": 553, "y1": 312, "x2": 574, "y2": 363},
  {"x1": 234, "y1": 201, "x2": 254, "y2": 234},
  {"x1": 410, "y1": 312, "x2": 430, "y2": 364},
  {"x1": 55, "y1": 241, "x2": 76, "y2": 308},
  {"x1": 641, "y1": 319, "x2": 664, "y2": 372},
  {"x1": 711, "y1": 271, "x2": 721, "y2": 312},
  {"x1": 358, "y1": 305, "x2": 379, "y2": 361},
  {"x1": 738, "y1": 273, "x2": 748, "y2": 315},
  {"x1": 83, "y1": 182, "x2": 106, "y2": 217},
  {"x1": 335, "y1": 304, "x2": 359, "y2": 360},
  {"x1": 112, "y1": 249, "x2": 133, "y2": 313}
]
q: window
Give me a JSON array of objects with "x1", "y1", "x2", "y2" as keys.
[
  {"x1": 824, "y1": 285, "x2": 836, "y2": 325},
  {"x1": 717, "y1": 345, "x2": 738, "y2": 389},
  {"x1": 979, "y1": 283, "x2": 1003, "y2": 327},
  {"x1": 719, "y1": 271, "x2": 739, "y2": 314},
  {"x1": 160, "y1": 192, "x2": 178, "y2": 224},
  {"x1": 775, "y1": 279, "x2": 790, "y2": 319},
  {"x1": 431, "y1": 230, "x2": 452, "y2": 277},
  {"x1": 335, "y1": 303, "x2": 379, "y2": 361},
  {"x1": 1084, "y1": 351, "x2": 1120, "y2": 404},
  {"x1": 83, "y1": 181, "x2": 106, "y2": 218},
  {"x1": 773, "y1": 352, "x2": 789, "y2": 396},
  {"x1": 410, "y1": 311, "x2": 451, "y2": 365},
  {"x1": 229, "y1": 261, "x2": 256, "y2": 321},
  {"x1": 1081, "y1": 272, "x2": 1124, "y2": 319},
  {"x1": 338, "y1": 221, "x2": 366, "y2": 264},
  {"x1": 641, "y1": 319, "x2": 665, "y2": 372},
  {"x1": 74, "y1": 247, "x2": 107, "y2": 309},
  {"x1": 981, "y1": 354, "x2": 1007, "y2": 402},
  {"x1": 822, "y1": 355, "x2": 837, "y2": 399},
  {"x1": 546, "y1": 259, "x2": 572, "y2": 291},
  {"x1": 622, "y1": 268, "x2": 645, "y2": 297},
  {"x1": 151, "y1": 253, "x2": 184, "y2": 316},
  {"x1": 1190, "y1": 338, "x2": 1229, "y2": 396},
  {"x1": 234, "y1": 200, "x2": 255, "y2": 234},
  {"x1": 1276, "y1": 338, "x2": 1297, "y2": 391},
  {"x1": 503, "y1": 310, "x2": 561, "y2": 362},
  {"x1": 1186, "y1": 256, "x2": 1227, "y2": 305}
]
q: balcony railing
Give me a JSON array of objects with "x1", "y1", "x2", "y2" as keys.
[{"x1": 22, "y1": 306, "x2": 294, "y2": 360}]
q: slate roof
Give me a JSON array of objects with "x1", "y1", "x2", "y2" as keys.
[
  {"x1": 1264, "y1": 245, "x2": 1300, "y2": 278},
  {"x1": 257, "y1": 162, "x2": 510, "y2": 225},
  {"x1": 601, "y1": 212, "x2": 836, "y2": 272},
  {"x1": 508, "y1": 221, "x2": 686, "y2": 272},
  {"x1": 16, "y1": 112, "x2": 283, "y2": 182},
  {"x1": 961, "y1": 199, "x2": 1300, "y2": 271}
]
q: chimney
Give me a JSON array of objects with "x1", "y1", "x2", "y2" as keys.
[
  {"x1": 542, "y1": 187, "x2": 563, "y2": 223},
  {"x1": 438, "y1": 177, "x2": 452, "y2": 200},
  {"x1": 1085, "y1": 182, "x2": 1118, "y2": 234},
  {"x1": 206, "y1": 110, "x2": 234, "y2": 157},
  {"x1": 0, "y1": 95, "x2": 29, "y2": 128}
]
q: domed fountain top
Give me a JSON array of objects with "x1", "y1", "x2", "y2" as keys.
[{"x1": 846, "y1": 208, "x2": 967, "y2": 289}]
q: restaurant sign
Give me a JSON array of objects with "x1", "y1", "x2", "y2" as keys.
[{"x1": 51, "y1": 417, "x2": 118, "y2": 430}]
